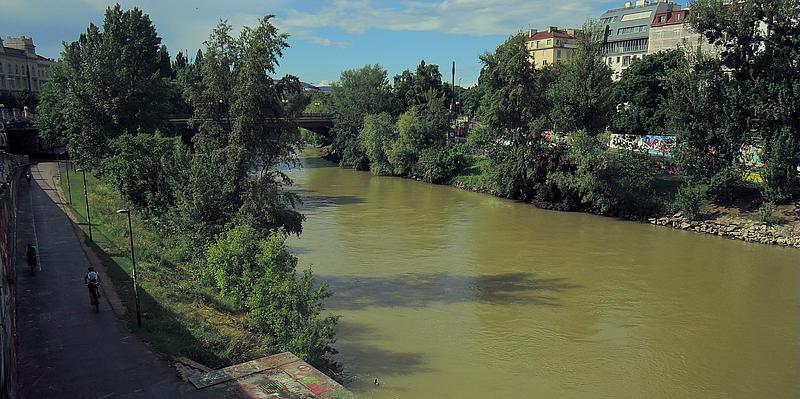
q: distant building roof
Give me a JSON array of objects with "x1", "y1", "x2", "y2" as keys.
[
  {"x1": 652, "y1": 9, "x2": 690, "y2": 27},
  {"x1": 525, "y1": 27, "x2": 576, "y2": 41}
]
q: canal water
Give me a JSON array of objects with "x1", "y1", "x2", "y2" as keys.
[{"x1": 286, "y1": 156, "x2": 800, "y2": 399}]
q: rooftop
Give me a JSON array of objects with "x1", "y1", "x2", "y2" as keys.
[
  {"x1": 525, "y1": 27, "x2": 577, "y2": 41},
  {"x1": 651, "y1": 9, "x2": 691, "y2": 27}
]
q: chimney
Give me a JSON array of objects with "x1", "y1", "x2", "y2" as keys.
[
  {"x1": 529, "y1": 29, "x2": 537, "y2": 37},
  {"x1": 635, "y1": 0, "x2": 646, "y2": 6},
  {"x1": 624, "y1": 1, "x2": 633, "y2": 8},
  {"x1": 548, "y1": 26, "x2": 558, "y2": 32}
]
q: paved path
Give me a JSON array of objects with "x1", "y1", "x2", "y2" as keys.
[{"x1": 14, "y1": 162, "x2": 208, "y2": 399}]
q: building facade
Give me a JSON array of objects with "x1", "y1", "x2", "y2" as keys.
[
  {"x1": 525, "y1": 27, "x2": 580, "y2": 69},
  {"x1": 599, "y1": 0, "x2": 681, "y2": 79},
  {"x1": 0, "y1": 36, "x2": 56, "y2": 95},
  {"x1": 648, "y1": 9, "x2": 717, "y2": 55}
]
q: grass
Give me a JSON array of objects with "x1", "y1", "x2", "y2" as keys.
[
  {"x1": 60, "y1": 166, "x2": 274, "y2": 368},
  {"x1": 451, "y1": 156, "x2": 498, "y2": 192}
]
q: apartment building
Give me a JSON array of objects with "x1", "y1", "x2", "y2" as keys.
[
  {"x1": 648, "y1": 9, "x2": 717, "y2": 55},
  {"x1": 0, "y1": 36, "x2": 56, "y2": 94},
  {"x1": 598, "y1": 0, "x2": 681, "y2": 79},
  {"x1": 525, "y1": 27, "x2": 580, "y2": 69}
]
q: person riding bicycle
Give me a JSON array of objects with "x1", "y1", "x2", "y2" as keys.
[
  {"x1": 85, "y1": 267, "x2": 101, "y2": 304},
  {"x1": 26, "y1": 244, "x2": 37, "y2": 270}
]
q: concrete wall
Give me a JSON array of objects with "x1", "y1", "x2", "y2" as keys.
[{"x1": 0, "y1": 151, "x2": 28, "y2": 399}]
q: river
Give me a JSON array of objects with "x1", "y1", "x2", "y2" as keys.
[{"x1": 285, "y1": 156, "x2": 800, "y2": 399}]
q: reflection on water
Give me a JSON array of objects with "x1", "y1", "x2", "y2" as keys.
[{"x1": 286, "y1": 156, "x2": 800, "y2": 399}]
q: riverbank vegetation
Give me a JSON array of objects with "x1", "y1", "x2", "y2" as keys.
[
  {"x1": 36, "y1": 5, "x2": 338, "y2": 368},
  {"x1": 325, "y1": 0, "x2": 799, "y2": 220}
]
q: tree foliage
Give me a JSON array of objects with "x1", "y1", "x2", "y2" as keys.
[
  {"x1": 329, "y1": 65, "x2": 393, "y2": 169},
  {"x1": 35, "y1": 4, "x2": 170, "y2": 166},
  {"x1": 548, "y1": 22, "x2": 614, "y2": 136}
]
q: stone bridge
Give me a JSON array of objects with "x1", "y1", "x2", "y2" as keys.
[{"x1": 167, "y1": 114, "x2": 334, "y2": 136}]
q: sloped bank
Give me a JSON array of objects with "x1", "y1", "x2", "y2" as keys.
[{"x1": 450, "y1": 181, "x2": 800, "y2": 249}]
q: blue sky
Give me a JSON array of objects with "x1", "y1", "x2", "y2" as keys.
[{"x1": 0, "y1": 0, "x2": 624, "y2": 86}]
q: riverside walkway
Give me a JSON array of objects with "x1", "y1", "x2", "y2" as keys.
[
  {"x1": 14, "y1": 162, "x2": 353, "y2": 399},
  {"x1": 15, "y1": 162, "x2": 205, "y2": 398}
]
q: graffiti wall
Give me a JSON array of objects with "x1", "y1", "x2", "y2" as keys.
[
  {"x1": 640, "y1": 135, "x2": 675, "y2": 158},
  {"x1": 609, "y1": 134, "x2": 641, "y2": 151}
]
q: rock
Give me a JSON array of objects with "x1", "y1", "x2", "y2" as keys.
[
  {"x1": 673, "y1": 212, "x2": 683, "y2": 218},
  {"x1": 680, "y1": 222, "x2": 691, "y2": 230}
]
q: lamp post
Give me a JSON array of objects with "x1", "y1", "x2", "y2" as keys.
[
  {"x1": 75, "y1": 168, "x2": 92, "y2": 241},
  {"x1": 117, "y1": 209, "x2": 142, "y2": 327},
  {"x1": 65, "y1": 156, "x2": 72, "y2": 204}
]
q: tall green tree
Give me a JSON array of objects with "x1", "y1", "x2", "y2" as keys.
[
  {"x1": 171, "y1": 16, "x2": 304, "y2": 240},
  {"x1": 691, "y1": 0, "x2": 800, "y2": 202},
  {"x1": 35, "y1": 4, "x2": 170, "y2": 166},
  {"x1": 548, "y1": 21, "x2": 614, "y2": 136},
  {"x1": 359, "y1": 113, "x2": 396, "y2": 175},
  {"x1": 329, "y1": 65, "x2": 393, "y2": 169},
  {"x1": 612, "y1": 49, "x2": 685, "y2": 136},
  {"x1": 472, "y1": 33, "x2": 553, "y2": 200}
]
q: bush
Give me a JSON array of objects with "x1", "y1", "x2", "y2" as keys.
[
  {"x1": 205, "y1": 225, "x2": 338, "y2": 367},
  {"x1": 413, "y1": 144, "x2": 467, "y2": 184},
  {"x1": 672, "y1": 184, "x2": 708, "y2": 220},
  {"x1": 757, "y1": 201, "x2": 781, "y2": 225},
  {"x1": 707, "y1": 165, "x2": 740, "y2": 204},
  {"x1": 100, "y1": 133, "x2": 177, "y2": 212}
]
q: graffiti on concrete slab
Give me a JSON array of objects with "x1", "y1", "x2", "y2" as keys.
[
  {"x1": 640, "y1": 135, "x2": 675, "y2": 158},
  {"x1": 609, "y1": 134, "x2": 641, "y2": 151},
  {"x1": 738, "y1": 143, "x2": 764, "y2": 168}
]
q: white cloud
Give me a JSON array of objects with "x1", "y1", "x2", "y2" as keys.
[{"x1": 280, "y1": 0, "x2": 598, "y2": 37}]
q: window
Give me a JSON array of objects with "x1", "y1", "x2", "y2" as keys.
[
  {"x1": 0, "y1": 76, "x2": 4, "y2": 89},
  {"x1": 622, "y1": 56, "x2": 631, "y2": 66},
  {"x1": 617, "y1": 25, "x2": 647, "y2": 35},
  {"x1": 15, "y1": 64, "x2": 19, "y2": 74},
  {"x1": 542, "y1": 60, "x2": 548, "y2": 66},
  {"x1": 617, "y1": 56, "x2": 621, "y2": 63},
  {"x1": 676, "y1": 13, "x2": 684, "y2": 21},
  {"x1": 659, "y1": 15, "x2": 666, "y2": 23},
  {"x1": 557, "y1": 50, "x2": 562, "y2": 58},
  {"x1": 0, "y1": 63, "x2": 3, "y2": 73},
  {"x1": 546, "y1": 39, "x2": 552, "y2": 45}
]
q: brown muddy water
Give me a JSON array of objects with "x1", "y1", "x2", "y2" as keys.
[{"x1": 286, "y1": 156, "x2": 800, "y2": 399}]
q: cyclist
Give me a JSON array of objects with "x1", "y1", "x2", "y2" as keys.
[
  {"x1": 84, "y1": 267, "x2": 101, "y2": 304},
  {"x1": 25, "y1": 244, "x2": 37, "y2": 272}
]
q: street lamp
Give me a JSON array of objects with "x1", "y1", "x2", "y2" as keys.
[
  {"x1": 65, "y1": 156, "x2": 72, "y2": 204},
  {"x1": 117, "y1": 209, "x2": 142, "y2": 327},
  {"x1": 75, "y1": 168, "x2": 92, "y2": 241}
]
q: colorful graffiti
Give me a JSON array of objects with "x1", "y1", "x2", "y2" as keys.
[{"x1": 640, "y1": 135, "x2": 675, "y2": 158}]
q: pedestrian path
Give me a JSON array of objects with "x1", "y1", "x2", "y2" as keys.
[{"x1": 15, "y1": 162, "x2": 205, "y2": 399}]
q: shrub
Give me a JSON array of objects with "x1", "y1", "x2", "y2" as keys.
[
  {"x1": 757, "y1": 201, "x2": 781, "y2": 225},
  {"x1": 707, "y1": 165, "x2": 740, "y2": 204},
  {"x1": 413, "y1": 144, "x2": 467, "y2": 184},
  {"x1": 672, "y1": 183, "x2": 708, "y2": 220}
]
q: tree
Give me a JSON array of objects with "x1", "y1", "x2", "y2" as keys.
[
  {"x1": 388, "y1": 107, "x2": 441, "y2": 176},
  {"x1": 329, "y1": 65, "x2": 393, "y2": 169},
  {"x1": 392, "y1": 60, "x2": 446, "y2": 113},
  {"x1": 206, "y1": 226, "x2": 338, "y2": 366},
  {"x1": 548, "y1": 21, "x2": 614, "y2": 136},
  {"x1": 169, "y1": 16, "x2": 305, "y2": 240},
  {"x1": 359, "y1": 113, "x2": 396, "y2": 175},
  {"x1": 35, "y1": 4, "x2": 170, "y2": 166},
  {"x1": 611, "y1": 49, "x2": 685, "y2": 136},
  {"x1": 473, "y1": 32, "x2": 552, "y2": 200},
  {"x1": 690, "y1": 0, "x2": 800, "y2": 202},
  {"x1": 100, "y1": 133, "x2": 177, "y2": 212},
  {"x1": 158, "y1": 44, "x2": 174, "y2": 79}
]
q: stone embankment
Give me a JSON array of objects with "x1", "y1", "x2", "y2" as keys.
[
  {"x1": 453, "y1": 179, "x2": 800, "y2": 248},
  {"x1": 648, "y1": 203, "x2": 800, "y2": 248}
]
